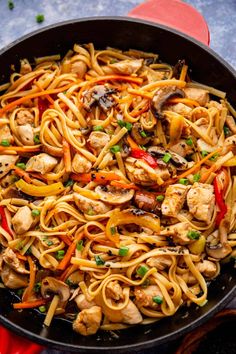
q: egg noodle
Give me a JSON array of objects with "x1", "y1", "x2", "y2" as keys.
[{"x1": 0, "y1": 43, "x2": 235, "y2": 336}]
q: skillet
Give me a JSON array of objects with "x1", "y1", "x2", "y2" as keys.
[{"x1": 0, "y1": 17, "x2": 235, "y2": 353}]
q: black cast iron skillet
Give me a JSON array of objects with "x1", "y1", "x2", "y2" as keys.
[{"x1": 0, "y1": 17, "x2": 235, "y2": 353}]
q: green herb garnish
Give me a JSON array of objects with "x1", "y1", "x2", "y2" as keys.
[
  {"x1": 193, "y1": 173, "x2": 201, "y2": 182},
  {"x1": 117, "y1": 120, "x2": 132, "y2": 131},
  {"x1": 162, "y1": 153, "x2": 172, "y2": 163},
  {"x1": 186, "y1": 137, "x2": 193, "y2": 146},
  {"x1": 31, "y1": 209, "x2": 40, "y2": 217},
  {"x1": 110, "y1": 226, "x2": 116, "y2": 235},
  {"x1": 136, "y1": 265, "x2": 149, "y2": 277},
  {"x1": 56, "y1": 250, "x2": 65, "y2": 260},
  {"x1": 39, "y1": 305, "x2": 46, "y2": 313},
  {"x1": 223, "y1": 126, "x2": 230, "y2": 136},
  {"x1": 140, "y1": 130, "x2": 147, "y2": 138},
  {"x1": 36, "y1": 14, "x2": 44, "y2": 23},
  {"x1": 179, "y1": 178, "x2": 189, "y2": 185},
  {"x1": 152, "y1": 295, "x2": 163, "y2": 304},
  {"x1": 1, "y1": 139, "x2": 10, "y2": 147},
  {"x1": 187, "y1": 230, "x2": 200, "y2": 240},
  {"x1": 201, "y1": 150, "x2": 209, "y2": 157},
  {"x1": 34, "y1": 134, "x2": 40, "y2": 144},
  {"x1": 110, "y1": 145, "x2": 121, "y2": 154},
  {"x1": 34, "y1": 282, "x2": 41, "y2": 293},
  {"x1": 156, "y1": 195, "x2": 164, "y2": 202},
  {"x1": 46, "y1": 240, "x2": 53, "y2": 246},
  {"x1": 93, "y1": 125, "x2": 104, "y2": 131},
  {"x1": 95, "y1": 255, "x2": 105, "y2": 266},
  {"x1": 118, "y1": 246, "x2": 129, "y2": 257},
  {"x1": 65, "y1": 179, "x2": 74, "y2": 187},
  {"x1": 16, "y1": 162, "x2": 26, "y2": 170},
  {"x1": 76, "y1": 240, "x2": 84, "y2": 251},
  {"x1": 209, "y1": 153, "x2": 219, "y2": 161}
]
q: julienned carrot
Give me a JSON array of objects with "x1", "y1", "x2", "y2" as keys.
[
  {"x1": 200, "y1": 164, "x2": 218, "y2": 183},
  {"x1": 130, "y1": 102, "x2": 149, "y2": 117},
  {"x1": 16, "y1": 252, "x2": 27, "y2": 261},
  {"x1": 34, "y1": 81, "x2": 54, "y2": 105},
  {"x1": 168, "y1": 97, "x2": 200, "y2": 107},
  {"x1": 13, "y1": 166, "x2": 32, "y2": 184},
  {"x1": 59, "y1": 264, "x2": 77, "y2": 281},
  {"x1": 0, "y1": 82, "x2": 76, "y2": 116},
  {"x1": 13, "y1": 299, "x2": 46, "y2": 309},
  {"x1": 62, "y1": 139, "x2": 71, "y2": 173},
  {"x1": 110, "y1": 180, "x2": 139, "y2": 190},
  {"x1": 58, "y1": 234, "x2": 72, "y2": 246},
  {"x1": 0, "y1": 146, "x2": 40, "y2": 152},
  {"x1": 57, "y1": 232, "x2": 84, "y2": 271},
  {"x1": 90, "y1": 75, "x2": 143, "y2": 85},
  {"x1": 22, "y1": 256, "x2": 36, "y2": 302},
  {"x1": 70, "y1": 172, "x2": 121, "y2": 183},
  {"x1": 126, "y1": 135, "x2": 139, "y2": 150}
]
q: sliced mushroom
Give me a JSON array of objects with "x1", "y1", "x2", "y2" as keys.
[
  {"x1": 82, "y1": 85, "x2": 116, "y2": 112},
  {"x1": 150, "y1": 86, "x2": 185, "y2": 119},
  {"x1": 95, "y1": 185, "x2": 134, "y2": 205},
  {"x1": 0, "y1": 264, "x2": 28, "y2": 289},
  {"x1": 134, "y1": 190, "x2": 161, "y2": 214},
  {"x1": 131, "y1": 122, "x2": 151, "y2": 145},
  {"x1": 41, "y1": 277, "x2": 70, "y2": 302},
  {"x1": 206, "y1": 218, "x2": 232, "y2": 259},
  {"x1": 148, "y1": 146, "x2": 188, "y2": 170}
]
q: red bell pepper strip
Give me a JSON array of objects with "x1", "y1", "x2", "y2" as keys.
[
  {"x1": 131, "y1": 148, "x2": 158, "y2": 169},
  {"x1": 0, "y1": 206, "x2": 13, "y2": 236},
  {"x1": 213, "y1": 176, "x2": 227, "y2": 226},
  {"x1": 38, "y1": 97, "x2": 49, "y2": 118}
]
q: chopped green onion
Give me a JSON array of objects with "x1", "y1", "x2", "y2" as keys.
[
  {"x1": 39, "y1": 305, "x2": 46, "y2": 313},
  {"x1": 34, "y1": 282, "x2": 41, "y2": 293},
  {"x1": 31, "y1": 209, "x2": 40, "y2": 217},
  {"x1": 17, "y1": 288, "x2": 24, "y2": 296},
  {"x1": 223, "y1": 126, "x2": 230, "y2": 136},
  {"x1": 95, "y1": 255, "x2": 105, "y2": 266},
  {"x1": 1, "y1": 139, "x2": 10, "y2": 147},
  {"x1": 193, "y1": 173, "x2": 201, "y2": 182},
  {"x1": 8, "y1": 1, "x2": 14, "y2": 10},
  {"x1": 65, "y1": 179, "x2": 74, "y2": 187},
  {"x1": 25, "y1": 247, "x2": 32, "y2": 255},
  {"x1": 36, "y1": 14, "x2": 44, "y2": 23},
  {"x1": 87, "y1": 208, "x2": 95, "y2": 216},
  {"x1": 34, "y1": 134, "x2": 40, "y2": 144},
  {"x1": 136, "y1": 265, "x2": 149, "y2": 277},
  {"x1": 156, "y1": 195, "x2": 164, "y2": 202},
  {"x1": 76, "y1": 240, "x2": 84, "y2": 251},
  {"x1": 140, "y1": 130, "x2": 147, "y2": 138},
  {"x1": 201, "y1": 150, "x2": 209, "y2": 157},
  {"x1": 153, "y1": 295, "x2": 163, "y2": 304},
  {"x1": 110, "y1": 59, "x2": 118, "y2": 64},
  {"x1": 162, "y1": 153, "x2": 172, "y2": 163},
  {"x1": 209, "y1": 153, "x2": 219, "y2": 161},
  {"x1": 179, "y1": 178, "x2": 189, "y2": 185},
  {"x1": 110, "y1": 226, "x2": 116, "y2": 235},
  {"x1": 93, "y1": 125, "x2": 104, "y2": 131},
  {"x1": 141, "y1": 278, "x2": 150, "y2": 288},
  {"x1": 187, "y1": 230, "x2": 200, "y2": 240},
  {"x1": 65, "y1": 279, "x2": 77, "y2": 288},
  {"x1": 118, "y1": 246, "x2": 129, "y2": 256},
  {"x1": 117, "y1": 120, "x2": 132, "y2": 131},
  {"x1": 46, "y1": 240, "x2": 53, "y2": 246},
  {"x1": 139, "y1": 145, "x2": 147, "y2": 151},
  {"x1": 56, "y1": 250, "x2": 65, "y2": 260},
  {"x1": 110, "y1": 145, "x2": 121, "y2": 154},
  {"x1": 16, "y1": 162, "x2": 26, "y2": 170},
  {"x1": 186, "y1": 137, "x2": 193, "y2": 146}
]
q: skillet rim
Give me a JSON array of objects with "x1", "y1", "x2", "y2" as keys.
[{"x1": 0, "y1": 15, "x2": 235, "y2": 352}]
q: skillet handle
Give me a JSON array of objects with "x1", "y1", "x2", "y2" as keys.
[
  {"x1": 128, "y1": 0, "x2": 210, "y2": 45},
  {"x1": 0, "y1": 325, "x2": 44, "y2": 354}
]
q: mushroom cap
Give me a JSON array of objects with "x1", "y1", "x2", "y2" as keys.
[
  {"x1": 95, "y1": 185, "x2": 134, "y2": 205},
  {"x1": 41, "y1": 276, "x2": 70, "y2": 302},
  {"x1": 148, "y1": 146, "x2": 188, "y2": 170}
]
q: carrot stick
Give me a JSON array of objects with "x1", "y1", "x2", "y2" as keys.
[
  {"x1": 0, "y1": 146, "x2": 40, "y2": 153},
  {"x1": 70, "y1": 172, "x2": 121, "y2": 183},
  {"x1": 130, "y1": 102, "x2": 149, "y2": 117},
  {"x1": 89, "y1": 75, "x2": 143, "y2": 85},
  {"x1": 57, "y1": 232, "x2": 84, "y2": 271},
  {"x1": 59, "y1": 264, "x2": 77, "y2": 281},
  {"x1": 0, "y1": 82, "x2": 76, "y2": 116},
  {"x1": 168, "y1": 97, "x2": 200, "y2": 107},
  {"x1": 34, "y1": 81, "x2": 54, "y2": 105},
  {"x1": 200, "y1": 165, "x2": 218, "y2": 183},
  {"x1": 16, "y1": 252, "x2": 27, "y2": 261},
  {"x1": 110, "y1": 180, "x2": 140, "y2": 190},
  {"x1": 22, "y1": 256, "x2": 36, "y2": 302},
  {"x1": 13, "y1": 166, "x2": 32, "y2": 184},
  {"x1": 126, "y1": 135, "x2": 139, "y2": 150},
  {"x1": 13, "y1": 299, "x2": 46, "y2": 309},
  {"x1": 62, "y1": 139, "x2": 71, "y2": 173},
  {"x1": 58, "y1": 234, "x2": 72, "y2": 246}
]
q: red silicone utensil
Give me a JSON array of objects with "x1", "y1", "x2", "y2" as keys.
[{"x1": 128, "y1": 0, "x2": 210, "y2": 45}]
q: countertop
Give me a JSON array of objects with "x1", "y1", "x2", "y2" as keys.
[{"x1": 0, "y1": 0, "x2": 235, "y2": 353}]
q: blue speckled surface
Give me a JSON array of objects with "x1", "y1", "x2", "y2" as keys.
[{"x1": 0, "y1": 0, "x2": 235, "y2": 353}]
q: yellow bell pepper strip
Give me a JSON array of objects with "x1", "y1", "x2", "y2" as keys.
[
  {"x1": 223, "y1": 156, "x2": 236, "y2": 166},
  {"x1": 15, "y1": 179, "x2": 65, "y2": 197},
  {"x1": 106, "y1": 209, "x2": 160, "y2": 244}
]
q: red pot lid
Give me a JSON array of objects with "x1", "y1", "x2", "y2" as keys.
[{"x1": 128, "y1": 0, "x2": 210, "y2": 45}]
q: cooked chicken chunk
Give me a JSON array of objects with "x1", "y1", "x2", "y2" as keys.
[
  {"x1": 226, "y1": 115, "x2": 236, "y2": 134},
  {"x1": 88, "y1": 132, "x2": 110, "y2": 153},
  {"x1": 26, "y1": 153, "x2": 57, "y2": 174},
  {"x1": 184, "y1": 88, "x2": 209, "y2": 106},
  {"x1": 161, "y1": 222, "x2": 194, "y2": 245},
  {"x1": 0, "y1": 124, "x2": 13, "y2": 144},
  {"x1": 166, "y1": 102, "x2": 192, "y2": 116},
  {"x1": 195, "y1": 118, "x2": 218, "y2": 146},
  {"x1": 146, "y1": 255, "x2": 172, "y2": 270},
  {"x1": 120, "y1": 300, "x2": 142, "y2": 324},
  {"x1": 187, "y1": 183, "x2": 215, "y2": 224},
  {"x1": 125, "y1": 157, "x2": 170, "y2": 186},
  {"x1": 11, "y1": 206, "x2": 34, "y2": 234},
  {"x1": 197, "y1": 138, "x2": 216, "y2": 153},
  {"x1": 106, "y1": 281, "x2": 123, "y2": 301},
  {"x1": 170, "y1": 139, "x2": 193, "y2": 157},
  {"x1": 75, "y1": 294, "x2": 96, "y2": 311},
  {"x1": 73, "y1": 306, "x2": 102, "y2": 336},
  {"x1": 16, "y1": 110, "x2": 34, "y2": 125},
  {"x1": 2, "y1": 248, "x2": 30, "y2": 274},
  {"x1": 72, "y1": 153, "x2": 92, "y2": 174},
  {"x1": 161, "y1": 184, "x2": 189, "y2": 217},
  {"x1": 109, "y1": 59, "x2": 143, "y2": 75},
  {"x1": 0, "y1": 264, "x2": 28, "y2": 289},
  {"x1": 74, "y1": 193, "x2": 111, "y2": 215},
  {"x1": 196, "y1": 260, "x2": 217, "y2": 278},
  {"x1": 0, "y1": 155, "x2": 18, "y2": 179},
  {"x1": 71, "y1": 61, "x2": 87, "y2": 79},
  {"x1": 134, "y1": 285, "x2": 162, "y2": 309},
  {"x1": 16, "y1": 124, "x2": 34, "y2": 146}
]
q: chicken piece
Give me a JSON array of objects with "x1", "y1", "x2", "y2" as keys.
[
  {"x1": 125, "y1": 157, "x2": 170, "y2": 186},
  {"x1": 134, "y1": 285, "x2": 162, "y2": 309},
  {"x1": 74, "y1": 193, "x2": 111, "y2": 215},
  {"x1": 88, "y1": 131, "x2": 110, "y2": 153},
  {"x1": 161, "y1": 184, "x2": 189, "y2": 217},
  {"x1": 16, "y1": 110, "x2": 34, "y2": 125},
  {"x1": 74, "y1": 294, "x2": 96, "y2": 311},
  {"x1": 106, "y1": 281, "x2": 123, "y2": 301},
  {"x1": 206, "y1": 100, "x2": 223, "y2": 111},
  {"x1": 72, "y1": 153, "x2": 92, "y2": 174},
  {"x1": 16, "y1": 124, "x2": 34, "y2": 146},
  {"x1": 187, "y1": 183, "x2": 215, "y2": 224},
  {"x1": 0, "y1": 124, "x2": 13, "y2": 144},
  {"x1": 195, "y1": 118, "x2": 218, "y2": 145},
  {"x1": 120, "y1": 300, "x2": 142, "y2": 324},
  {"x1": 0, "y1": 155, "x2": 18, "y2": 179},
  {"x1": 2, "y1": 248, "x2": 30, "y2": 274},
  {"x1": 146, "y1": 255, "x2": 172, "y2": 270},
  {"x1": 226, "y1": 115, "x2": 236, "y2": 134},
  {"x1": 196, "y1": 260, "x2": 217, "y2": 278},
  {"x1": 20, "y1": 59, "x2": 32, "y2": 75},
  {"x1": 161, "y1": 222, "x2": 194, "y2": 245},
  {"x1": 197, "y1": 138, "x2": 216, "y2": 153},
  {"x1": 71, "y1": 61, "x2": 87, "y2": 79},
  {"x1": 184, "y1": 88, "x2": 209, "y2": 106},
  {"x1": 72, "y1": 306, "x2": 102, "y2": 336},
  {"x1": 170, "y1": 139, "x2": 193, "y2": 157},
  {"x1": 25, "y1": 153, "x2": 57, "y2": 174},
  {"x1": 0, "y1": 264, "x2": 28, "y2": 289},
  {"x1": 109, "y1": 59, "x2": 143, "y2": 75},
  {"x1": 166, "y1": 102, "x2": 192, "y2": 116},
  {"x1": 11, "y1": 205, "x2": 34, "y2": 234}
]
